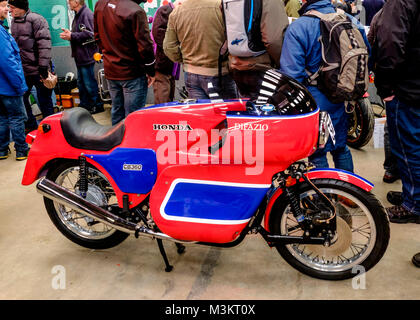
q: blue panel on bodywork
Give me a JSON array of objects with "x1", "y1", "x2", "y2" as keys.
[
  {"x1": 86, "y1": 148, "x2": 157, "y2": 194},
  {"x1": 164, "y1": 182, "x2": 269, "y2": 221}
]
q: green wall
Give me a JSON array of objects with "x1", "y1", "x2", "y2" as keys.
[{"x1": 28, "y1": 0, "x2": 170, "y2": 47}]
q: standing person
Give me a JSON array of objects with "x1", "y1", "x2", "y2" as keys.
[
  {"x1": 60, "y1": 0, "x2": 104, "y2": 114},
  {"x1": 151, "y1": 2, "x2": 177, "y2": 104},
  {"x1": 163, "y1": 0, "x2": 237, "y2": 100},
  {"x1": 362, "y1": 0, "x2": 384, "y2": 26},
  {"x1": 226, "y1": 0, "x2": 289, "y2": 99},
  {"x1": 94, "y1": 0, "x2": 156, "y2": 125},
  {"x1": 0, "y1": 15, "x2": 29, "y2": 160},
  {"x1": 0, "y1": 0, "x2": 9, "y2": 28},
  {"x1": 374, "y1": 0, "x2": 420, "y2": 228},
  {"x1": 280, "y1": 0, "x2": 356, "y2": 173},
  {"x1": 9, "y1": 0, "x2": 54, "y2": 132}
]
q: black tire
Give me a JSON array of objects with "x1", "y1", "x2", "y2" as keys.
[
  {"x1": 269, "y1": 179, "x2": 390, "y2": 280},
  {"x1": 44, "y1": 161, "x2": 129, "y2": 249},
  {"x1": 347, "y1": 98, "x2": 375, "y2": 149}
]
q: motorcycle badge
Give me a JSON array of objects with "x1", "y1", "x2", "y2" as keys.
[
  {"x1": 123, "y1": 164, "x2": 143, "y2": 171},
  {"x1": 153, "y1": 124, "x2": 193, "y2": 131}
]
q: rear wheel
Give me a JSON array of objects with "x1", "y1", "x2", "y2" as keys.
[
  {"x1": 269, "y1": 179, "x2": 389, "y2": 280},
  {"x1": 347, "y1": 98, "x2": 375, "y2": 149},
  {"x1": 44, "y1": 161, "x2": 129, "y2": 249}
]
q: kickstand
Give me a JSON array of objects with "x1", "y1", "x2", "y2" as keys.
[{"x1": 157, "y1": 239, "x2": 173, "y2": 272}]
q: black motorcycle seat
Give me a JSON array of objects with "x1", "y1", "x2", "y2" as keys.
[{"x1": 60, "y1": 108, "x2": 125, "y2": 151}]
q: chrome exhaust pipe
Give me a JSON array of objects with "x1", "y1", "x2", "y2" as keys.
[{"x1": 36, "y1": 178, "x2": 192, "y2": 243}]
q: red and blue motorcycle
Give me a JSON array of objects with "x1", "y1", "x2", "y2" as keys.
[{"x1": 22, "y1": 70, "x2": 389, "y2": 280}]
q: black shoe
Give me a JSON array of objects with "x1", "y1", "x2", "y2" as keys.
[
  {"x1": 386, "y1": 205, "x2": 420, "y2": 224},
  {"x1": 0, "y1": 147, "x2": 11, "y2": 160},
  {"x1": 412, "y1": 253, "x2": 420, "y2": 268},
  {"x1": 90, "y1": 105, "x2": 105, "y2": 115},
  {"x1": 387, "y1": 191, "x2": 403, "y2": 206},
  {"x1": 383, "y1": 171, "x2": 400, "y2": 183},
  {"x1": 16, "y1": 148, "x2": 29, "y2": 161}
]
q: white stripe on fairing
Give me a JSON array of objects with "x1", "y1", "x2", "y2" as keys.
[
  {"x1": 159, "y1": 178, "x2": 271, "y2": 225},
  {"x1": 209, "y1": 93, "x2": 219, "y2": 97}
]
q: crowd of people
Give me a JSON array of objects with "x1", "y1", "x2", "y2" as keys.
[{"x1": 0, "y1": 0, "x2": 418, "y2": 266}]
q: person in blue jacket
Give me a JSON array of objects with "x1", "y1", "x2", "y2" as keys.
[
  {"x1": 0, "y1": 23, "x2": 29, "y2": 160},
  {"x1": 280, "y1": 0, "x2": 366, "y2": 173}
]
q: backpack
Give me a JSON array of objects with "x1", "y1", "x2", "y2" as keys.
[
  {"x1": 222, "y1": 0, "x2": 266, "y2": 57},
  {"x1": 304, "y1": 10, "x2": 369, "y2": 103}
]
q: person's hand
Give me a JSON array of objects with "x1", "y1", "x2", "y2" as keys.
[
  {"x1": 147, "y1": 75, "x2": 155, "y2": 88},
  {"x1": 60, "y1": 28, "x2": 72, "y2": 41},
  {"x1": 39, "y1": 66, "x2": 49, "y2": 80}
]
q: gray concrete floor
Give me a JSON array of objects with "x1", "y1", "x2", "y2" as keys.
[{"x1": 0, "y1": 106, "x2": 419, "y2": 300}]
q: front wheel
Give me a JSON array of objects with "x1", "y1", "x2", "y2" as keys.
[{"x1": 269, "y1": 179, "x2": 390, "y2": 280}]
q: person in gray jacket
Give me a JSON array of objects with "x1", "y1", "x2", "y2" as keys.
[{"x1": 9, "y1": 0, "x2": 54, "y2": 131}]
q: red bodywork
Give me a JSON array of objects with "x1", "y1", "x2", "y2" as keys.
[{"x1": 22, "y1": 100, "x2": 321, "y2": 243}]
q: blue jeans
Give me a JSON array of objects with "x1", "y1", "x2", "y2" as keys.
[
  {"x1": 77, "y1": 63, "x2": 103, "y2": 110},
  {"x1": 309, "y1": 145, "x2": 354, "y2": 173},
  {"x1": 184, "y1": 72, "x2": 238, "y2": 100},
  {"x1": 0, "y1": 95, "x2": 29, "y2": 153},
  {"x1": 386, "y1": 97, "x2": 420, "y2": 215},
  {"x1": 107, "y1": 76, "x2": 148, "y2": 125}
]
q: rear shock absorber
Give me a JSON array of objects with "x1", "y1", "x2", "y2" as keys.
[
  {"x1": 284, "y1": 186, "x2": 305, "y2": 224},
  {"x1": 78, "y1": 156, "x2": 88, "y2": 198}
]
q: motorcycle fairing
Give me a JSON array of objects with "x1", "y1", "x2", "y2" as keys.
[
  {"x1": 263, "y1": 168, "x2": 374, "y2": 231},
  {"x1": 150, "y1": 165, "x2": 272, "y2": 243},
  {"x1": 85, "y1": 148, "x2": 157, "y2": 194},
  {"x1": 161, "y1": 178, "x2": 270, "y2": 223}
]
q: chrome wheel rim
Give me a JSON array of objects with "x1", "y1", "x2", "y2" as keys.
[
  {"x1": 53, "y1": 166, "x2": 117, "y2": 240},
  {"x1": 281, "y1": 188, "x2": 377, "y2": 273}
]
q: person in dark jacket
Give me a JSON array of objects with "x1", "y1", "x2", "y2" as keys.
[
  {"x1": 151, "y1": 3, "x2": 176, "y2": 104},
  {"x1": 60, "y1": 0, "x2": 104, "y2": 114},
  {"x1": 362, "y1": 0, "x2": 384, "y2": 26},
  {"x1": 374, "y1": 0, "x2": 420, "y2": 232},
  {"x1": 9, "y1": 0, "x2": 54, "y2": 131},
  {"x1": 94, "y1": 0, "x2": 156, "y2": 125},
  {"x1": 0, "y1": 19, "x2": 29, "y2": 160}
]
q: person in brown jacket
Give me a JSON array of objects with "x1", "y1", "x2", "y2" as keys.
[
  {"x1": 94, "y1": 0, "x2": 156, "y2": 125},
  {"x1": 163, "y1": 0, "x2": 237, "y2": 100}
]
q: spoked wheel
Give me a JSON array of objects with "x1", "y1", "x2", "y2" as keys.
[
  {"x1": 44, "y1": 161, "x2": 129, "y2": 249},
  {"x1": 347, "y1": 98, "x2": 375, "y2": 149},
  {"x1": 270, "y1": 179, "x2": 389, "y2": 280}
]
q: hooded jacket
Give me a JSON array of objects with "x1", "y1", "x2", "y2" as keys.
[
  {"x1": 10, "y1": 10, "x2": 52, "y2": 77},
  {"x1": 0, "y1": 25, "x2": 28, "y2": 96}
]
